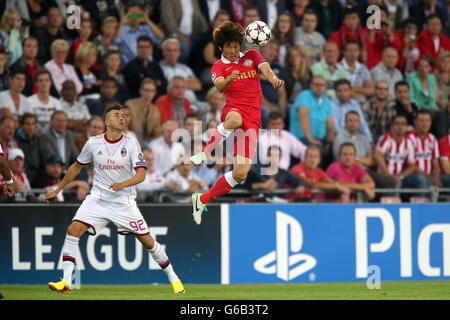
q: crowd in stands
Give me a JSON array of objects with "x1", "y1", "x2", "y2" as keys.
[{"x1": 0, "y1": 0, "x2": 449, "y2": 204}]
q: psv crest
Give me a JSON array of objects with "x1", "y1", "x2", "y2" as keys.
[{"x1": 121, "y1": 147, "x2": 127, "y2": 157}]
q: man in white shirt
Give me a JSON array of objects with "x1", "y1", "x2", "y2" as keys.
[
  {"x1": 0, "y1": 66, "x2": 32, "y2": 119},
  {"x1": 258, "y1": 111, "x2": 306, "y2": 170},
  {"x1": 45, "y1": 105, "x2": 185, "y2": 294},
  {"x1": 159, "y1": 38, "x2": 202, "y2": 104},
  {"x1": 136, "y1": 147, "x2": 165, "y2": 201},
  {"x1": 27, "y1": 68, "x2": 61, "y2": 133},
  {"x1": 148, "y1": 120, "x2": 185, "y2": 176},
  {"x1": 59, "y1": 80, "x2": 91, "y2": 133}
]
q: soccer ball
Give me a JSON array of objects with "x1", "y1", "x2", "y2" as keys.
[{"x1": 245, "y1": 21, "x2": 271, "y2": 47}]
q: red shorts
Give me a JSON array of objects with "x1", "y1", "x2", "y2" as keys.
[{"x1": 221, "y1": 105, "x2": 261, "y2": 160}]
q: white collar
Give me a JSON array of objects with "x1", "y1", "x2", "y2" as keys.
[
  {"x1": 221, "y1": 52, "x2": 245, "y2": 64},
  {"x1": 341, "y1": 58, "x2": 361, "y2": 71}
]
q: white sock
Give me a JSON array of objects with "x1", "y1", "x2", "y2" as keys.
[
  {"x1": 148, "y1": 241, "x2": 179, "y2": 283},
  {"x1": 217, "y1": 123, "x2": 234, "y2": 138},
  {"x1": 62, "y1": 235, "x2": 79, "y2": 286},
  {"x1": 224, "y1": 171, "x2": 238, "y2": 187}
]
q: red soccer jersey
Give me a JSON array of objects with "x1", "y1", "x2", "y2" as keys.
[
  {"x1": 406, "y1": 129, "x2": 439, "y2": 175},
  {"x1": 376, "y1": 132, "x2": 416, "y2": 175},
  {"x1": 211, "y1": 49, "x2": 267, "y2": 111}
]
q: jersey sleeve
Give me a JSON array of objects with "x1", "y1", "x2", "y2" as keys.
[
  {"x1": 130, "y1": 139, "x2": 147, "y2": 170},
  {"x1": 211, "y1": 62, "x2": 224, "y2": 84},
  {"x1": 249, "y1": 49, "x2": 267, "y2": 68},
  {"x1": 76, "y1": 139, "x2": 92, "y2": 165}
]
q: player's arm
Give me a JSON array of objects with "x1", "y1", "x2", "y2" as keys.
[
  {"x1": 0, "y1": 154, "x2": 15, "y2": 197},
  {"x1": 214, "y1": 70, "x2": 240, "y2": 92},
  {"x1": 109, "y1": 167, "x2": 146, "y2": 191},
  {"x1": 258, "y1": 62, "x2": 284, "y2": 88},
  {"x1": 44, "y1": 161, "x2": 84, "y2": 202}
]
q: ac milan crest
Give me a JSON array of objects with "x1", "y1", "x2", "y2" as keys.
[{"x1": 121, "y1": 147, "x2": 127, "y2": 157}]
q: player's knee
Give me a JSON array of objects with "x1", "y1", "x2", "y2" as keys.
[{"x1": 232, "y1": 170, "x2": 248, "y2": 183}]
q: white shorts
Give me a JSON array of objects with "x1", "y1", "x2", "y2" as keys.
[{"x1": 72, "y1": 195, "x2": 150, "y2": 236}]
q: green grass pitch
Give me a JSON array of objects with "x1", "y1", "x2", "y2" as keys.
[{"x1": 1, "y1": 280, "x2": 450, "y2": 300}]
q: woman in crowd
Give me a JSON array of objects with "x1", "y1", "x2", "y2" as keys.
[
  {"x1": 74, "y1": 42, "x2": 101, "y2": 101},
  {"x1": 271, "y1": 12, "x2": 296, "y2": 68},
  {"x1": 406, "y1": 54, "x2": 439, "y2": 110},
  {"x1": 284, "y1": 46, "x2": 311, "y2": 105}
]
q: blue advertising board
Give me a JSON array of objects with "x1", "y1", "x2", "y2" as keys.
[
  {"x1": 0, "y1": 204, "x2": 221, "y2": 284},
  {"x1": 223, "y1": 203, "x2": 450, "y2": 284}
]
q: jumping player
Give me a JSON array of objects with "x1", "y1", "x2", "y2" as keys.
[
  {"x1": 45, "y1": 104, "x2": 185, "y2": 294},
  {"x1": 190, "y1": 21, "x2": 284, "y2": 224}
]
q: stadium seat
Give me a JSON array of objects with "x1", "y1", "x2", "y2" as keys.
[
  {"x1": 380, "y1": 196, "x2": 401, "y2": 204},
  {"x1": 409, "y1": 197, "x2": 430, "y2": 203}
]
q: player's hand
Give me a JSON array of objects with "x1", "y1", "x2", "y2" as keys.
[
  {"x1": 271, "y1": 77, "x2": 284, "y2": 89},
  {"x1": 109, "y1": 182, "x2": 125, "y2": 192},
  {"x1": 229, "y1": 70, "x2": 240, "y2": 82},
  {"x1": 44, "y1": 189, "x2": 58, "y2": 203},
  {"x1": 3, "y1": 183, "x2": 15, "y2": 197}
]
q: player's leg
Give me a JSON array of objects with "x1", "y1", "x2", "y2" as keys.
[
  {"x1": 192, "y1": 154, "x2": 253, "y2": 225},
  {"x1": 48, "y1": 221, "x2": 89, "y2": 293},
  {"x1": 191, "y1": 111, "x2": 242, "y2": 164},
  {"x1": 135, "y1": 233, "x2": 185, "y2": 294}
]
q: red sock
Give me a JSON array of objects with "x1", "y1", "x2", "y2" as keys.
[
  {"x1": 200, "y1": 175, "x2": 233, "y2": 204},
  {"x1": 202, "y1": 128, "x2": 225, "y2": 157}
]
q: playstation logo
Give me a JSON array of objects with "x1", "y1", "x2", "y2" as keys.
[{"x1": 254, "y1": 211, "x2": 317, "y2": 281}]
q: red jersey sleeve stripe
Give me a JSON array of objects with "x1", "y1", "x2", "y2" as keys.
[{"x1": 76, "y1": 160, "x2": 90, "y2": 166}]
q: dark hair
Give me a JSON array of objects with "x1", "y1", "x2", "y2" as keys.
[
  {"x1": 415, "y1": 109, "x2": 432, "y2": 120},
  {"x1": 22, "y1": 36, "x2": 38, "y2": 48},
  {"x1": 345, "y1": 110, "x2": 360, "y2": 121},
  {"x1": 101, "y1": 76, "x2": 118, "y2": 87},
  {"x1": 343, "y1": 40, "x2": 360, "y2": 51},
  {"x1": 34, "y1": 67, "x2": 52, "y2": 82},
  {"x1": 103, "y1": 103, "x2": 123, "y2": 121},
  {"x1": 213, "y1": 21, "x2": 245, "y2": 48},
  {"x1": 418, "y1": 54, "x2": 435, "y2": 69},
  {"x1": 303, "y1": 8, "x2": 318, "y2": 19},
  {"x1": 343, "y1": 6, "x2": 360, "y2": 18},
  {"x1": 339, "y1": 142, "x2": 356, "y2": 155},
  {"x1": 9, "y1": 66, "x2": 28, "y2": 79},
  {"x1": 395, "y1": 80, "x2": 409, "y2": 90},
  {"x1": 125, "y1": 1, "x2": 143, "y2": 12},
  {"x1": 426, "y1": 14, "x2": 442, "y2": 24},
  {"x1": 137, "y1": 35, "x2": 153, "y2": 46},
  {"x1": 392, "y1": 114, "x2": 408, "y2": 124},
  {"x1": 268, "y1": 111, "x2": 284, "y2": 122},
  {"x1": 19, "y1": 112, "x2": 37, "y2": 126},
  {"x1": 335, "y1": 78, "x2": 351, "y2": 90}
]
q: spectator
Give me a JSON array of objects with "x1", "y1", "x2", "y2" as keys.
[
  {"x1": 101, "y1": 50, "x2": 128, "y2": 103},
  {"x1": 260, "y1": 40, "x2": 288, "y2": 125},
  {"x1": 0, "y1": 48, "x2": 8, "y2": 92},
  {"x1": 75, "y1": 115, "x2": 105, "y2": 152},
  {"x1": 289, "y1": 75, "x2": 334, "y2": 165},
  {"x1": 160, "y1": 0, "x2": 208, "y2": 64},
  {"x1": 69, "y1": 19, "x2": 94, "y2": 65},
  {"x1": 406, "y1": 54, "x2": 439, "y2": 110},
  {"x1": 159, "y1": 38, "x2": 202, "y2": 104},
  {"x1": 243, "y1": 145, "x2": 306, "y2": 199},
  {"x1": 294, "y1": 9, "x2": 326, "y2": 65},
  {"x1": 148, "y1": 120, "x2": 185, "y2": 176},
  {"x1": 438, "y1": 128, "x2": 450, "y2": 186},
  {"x1": 410, "y1": 1, "x2": 446, "y2": 32},
  {"x1": 164, "y1": 155, "x2": 206, "y2": 200},
  {"x1": 74, "y1": 42, "x2": 101, "y2": 101},
  {"x1": 136, "y1": 147, "x2": 165, "y2": 201},
  {"x1": 123, "y1": 35, "x2": 167, "y2": 100},
  {"x1": 417, "y1": 14, "x2": 450, "y2": 63},
  {"x1": 365, "y1": 8, "x2": 403, "y2": 70},
  {"x1": 291, "y1": 144, "x2": 350, "y2": 202},
  {"x1": 6, "y1": 0, "x2": 50, "y2": 28},
  {"x1": 33, "y1": 7, "x2": 66, "y2": 64},
  {"x1": 311, "y1": 41, "x2": 349, "y2": 99},
  {"x1": 38, "y1": 110, "x2": 79, "y2": 173},
  {"x1": 361, "y1": 80, "x2": 396, "y2": 143},
  {"x1": 331, "y1": 79, "x2": 373, "y2": 142},
  {"x1": 34, "y1": 153, "x2": 90, "y2": 202},
  {"x1": 0, "y1": 115, "x2": 18, "y2": 160},
  {"x1": 80, "y1": 0, "x2": 120, "y2": 25},
  {"x1": 116, "y1": 1, "x2": 164, "y2": 66},
  {"x1": 327, "y1": 142, "x2": 376, "y2": 201},
  {"x1": 258, "y1": 111, "x2": 306, "y2": 170},
  {"x1": 435, "y1": 51, "x2": 450, "y2": 108},
  {"x1": 309, "y1": 0, "x2": 342, "y2": 39},
  {"x1": 10, "y1": 36, "x2": 44, "y2": 96},
  {"x1": 251, "y1": 0, "x2": 287, "y2": 29},
  {"x1": 27, "y1": 68, "x2": 61, "y2": 133},
  {"x1": 0, "y1": 8, "x2": 28, "y2": 65},
  {"x1": 339, "y1": 40, "x2": 374, "y2": 103},
  {"x1": 383, "y1": 0, "x2": 410, "y2": 31},
  {"x1": 44, "y1": 39, "x2": 84, "y2": 96},
  {"x1": 0, "y1": 66, "x2": 32, "y2": 118},
  {"x1": 284, "y1": 46, "x2": 311, "y2": 105},
  {"x1": 291, "y1": 0, "x2": 311, "y2": 26},
  {"x1": 329, "y1": 7, "x2": 368, "y2": 60},
  {"x1": 271, "y1": 11, "x2": 296, "y2": 68},
  {"x1": 181, "y1": 113, "x2": 202, "y2": 153},
  {"x1": 59, "y1": 80, "x2": 91, "y2": 133},
  {"x1": 92, "y1": 16, "x2": 120, "y2": 65},
  {"x1": 226, "y1": 0, "x2": 251, "y2": 27},
  {"x1": 202, "y1": 86, "x2": 225, "y2": 124},
  {"x1": 192, "y1": 9, "x2": 230, "y2": 84},
  {"x1": 155, "y1": 76, "x2": 192, "y2": 127},
  {"x1": 125, "y1": 79, "x2": 161, "y2": 142},
  {"x1": 6, "y1": 148, "x2": 31, "y2": 198},
  {"x1": 392, "y1": 81, "x2": 419, "y2": 128},
  {"x1": 86, "y1": 77, "x2": 119, "y2": 117},
  {"x1": 197, "y1": 0, "x2": 223, "y2": 24},
  {"x1": 241, "y1": 5, "x2": 262, "y2": 52},
  {"x1": 397, "y1": 18, "x2": 420, "y2": 74},
  {"x1": 374, "y1": 114, "x2": 417, "y2": 192},
  {"x1": 119, "y1": 104, "x2": 138, "y2": 141},
  {"x1": 407, "y1": 110, "x2": 445, "y2": 188},
  {"x1": 370, "y1": 46, "x2": 404, "y2": 99},
  {"x1": 13, "y1": 112, "x2": 41, "y2": 183}
]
